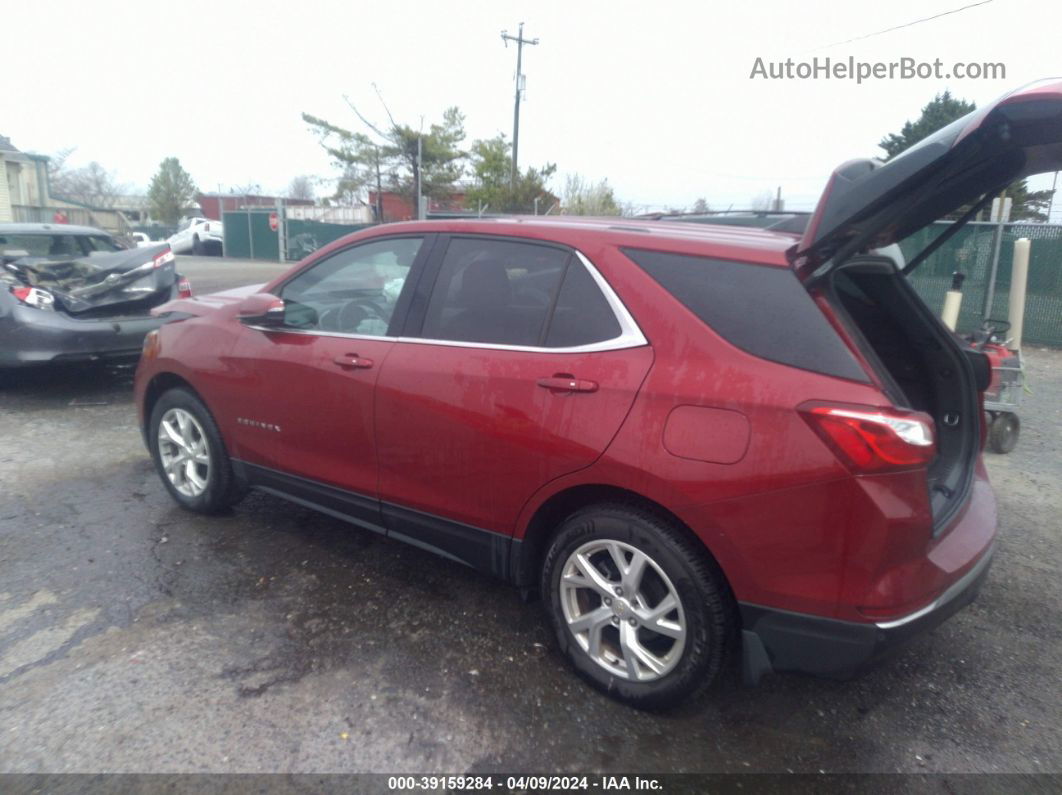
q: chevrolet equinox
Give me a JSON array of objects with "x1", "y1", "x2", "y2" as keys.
[{"x1": 135, "y1": 81, "x2": 1062, "y2": 708}]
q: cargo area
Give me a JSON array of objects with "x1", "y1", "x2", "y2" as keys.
[{"x1": 825, "y1": 256, "x2": 981, "y2": 527}]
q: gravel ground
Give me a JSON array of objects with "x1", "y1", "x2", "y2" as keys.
[{"x1": 0, "y1": 258, "x2": 1058, "y2": 776}]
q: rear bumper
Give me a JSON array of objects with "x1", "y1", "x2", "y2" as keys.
[
  {"x1": 0, "y1": 307, "x2": 166, "y2": 368},
  {"x1": 740, "y1": 540, "x2": 995, "y2": 684}
]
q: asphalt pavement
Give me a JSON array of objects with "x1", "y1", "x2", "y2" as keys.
[
  {"x1": 0, "y1": 256, "x2": 1059, "y2": 776},
  {"x1": 175, "y1": 254, "x2": 290, "y2": 295}
]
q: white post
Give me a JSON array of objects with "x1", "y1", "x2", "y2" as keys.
[
  {"x1": 941, "y1": 272, "x2": 965, "y2": 331},
  {"x1": 1008, "y1": 238, "x2": 1030, "y2": 351},
  {"x1": 941, "y1": 293, "x2": 962, "y2": 331}
]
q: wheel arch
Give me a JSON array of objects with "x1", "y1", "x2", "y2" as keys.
[
  {"x1": 142, "y1": 371, "x2": 207, "y2": 438},
  {"x1": 510, "y1": 483, "x2": 734, "y2": 599}
]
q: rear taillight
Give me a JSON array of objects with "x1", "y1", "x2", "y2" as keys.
[
  {"x1": 800, "y1": 403, "x2": 936, "y2": 474},
  {"x1": 10, "y1": 285, "x2": 55, "y2": 311},
  {"x1": 152, "y1": 248, "x2": 176, "y2": 269},
  {"x1": 177, "y1": 276, "x2": 193, "y2": 298}
]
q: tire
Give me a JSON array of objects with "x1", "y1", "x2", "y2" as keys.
[
  {"x1": 540, "y1": 503, "x2": 734, "y2": 710},
  {"x1": 192, "y1": 235, "x2": 203, "y2": 256},
  {"x1": 148, "y1": 387, "x2": 246, "y2": 513},
  {"x1": 988, "y1": 412, "x2": 1020, "y2": 454}
]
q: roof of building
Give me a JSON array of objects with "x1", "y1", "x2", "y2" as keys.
[{"x1": 0, "y1": 135, "x2": 32, "y2": 162}]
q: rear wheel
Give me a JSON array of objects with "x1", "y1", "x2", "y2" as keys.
[
  {"x1": 148, "y1": 388, "x2": 245, "y2": 513},
  {"x1": 540, "y1": 504, "x2": 733, "y2": 710},
  {"x1": 988, "y1": 411, "x2": 1020, "y2": 454}
]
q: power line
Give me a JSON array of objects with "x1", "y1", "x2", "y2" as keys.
[{"x1": 811, "y1": 0, "x2": 995, "y2": 51}]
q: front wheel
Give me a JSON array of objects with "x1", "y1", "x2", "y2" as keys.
[
  {"x1": 540, "y1": 504, "x2": 733, "y2": 710},
  {"x1": 148, "y1": 387, "x2": 245, "y2": 513}
]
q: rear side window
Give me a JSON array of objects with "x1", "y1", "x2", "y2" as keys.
[
  {"x1": 421, "y1": 238, "x2": 570, "y2": 346},
  {"x1": 544, "y1": 258, "x2": 621, "y2": 347},
  {"x1": 623, "y1": 248, "x2": 868, "y2": 382},
  {"x1": 419, "y1": 238, "x2": 626, "y2": 348}
]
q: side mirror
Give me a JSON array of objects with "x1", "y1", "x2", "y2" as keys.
[{"x1": 237, "y1": 293, "x2": 286, "y2": 328}]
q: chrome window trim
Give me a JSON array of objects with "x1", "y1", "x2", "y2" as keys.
[
  {"x1": 246, "y1": 249, "x2": 648, "y2": 354},
  {"x1": 243, "y1": 326, "x2": 399, "y2": 341}
]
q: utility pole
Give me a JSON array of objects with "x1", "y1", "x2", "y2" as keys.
[
  {"x1": 416, "y1": 135, "x2": 424, "y2": 220},
  {"x1": 501, "y1": 23, "x2": 539, "y2": 190}
]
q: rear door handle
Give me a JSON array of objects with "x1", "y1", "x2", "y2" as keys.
[
  {"x1": 537, "y1": 375, "x2": 599, "y2": 393},
  {"x1": 332, "y1": 353, "x2": 374, "y2": 369}
]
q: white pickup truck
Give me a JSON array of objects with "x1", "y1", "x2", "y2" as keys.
[{"x1": 167, "y1": 217, "x2": 224, "y2": 256}]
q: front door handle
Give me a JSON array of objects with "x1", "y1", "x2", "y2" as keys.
[
  {"x1": 332, "y1": 353, "x2": 374, "y2": 369},
  {"x1": 537, "y1": 374, "x2": 599, "y2": 393}
]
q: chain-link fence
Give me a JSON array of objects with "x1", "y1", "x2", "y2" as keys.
[
  {"x1": 285, "y1": 218, "x2": 374, "y2": 262},
  {"x1": 900, "y1": 221, "x2": 1062, "y2": 347}
]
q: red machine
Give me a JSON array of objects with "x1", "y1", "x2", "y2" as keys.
[{"x1": 963, "y1": 319, "x2": 1024, "y2": 453}]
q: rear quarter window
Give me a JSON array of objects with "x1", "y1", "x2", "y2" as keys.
[{"x1": 622, "y1": 248, "x2": 868, "y2": 382}]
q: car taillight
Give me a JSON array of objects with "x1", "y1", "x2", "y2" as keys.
[
  {"x1": 10, "y1": 285, "x2": 55, "y2": 311},
  {"x1": 800, "y1": 403, "x2": 936, "y2": 474},
  {"x1": 177, "y1": 276, "x2": 193, "y2": 298},
  {"x1": 152, "y1": 248, "x2": 176, "y2": 269}
]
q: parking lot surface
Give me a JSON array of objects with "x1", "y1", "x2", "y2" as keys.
[{"x1": 0, "y1": 256, "x2": 1059, "y2": 774}]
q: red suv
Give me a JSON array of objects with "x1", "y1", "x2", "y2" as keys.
[{"x1": 135, "y1": 82, "x2": 1061, "y2": 708}]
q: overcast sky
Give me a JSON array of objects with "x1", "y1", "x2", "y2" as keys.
[{"x1": 6, "y1": 0, "x2": 1061, "y2": 215}]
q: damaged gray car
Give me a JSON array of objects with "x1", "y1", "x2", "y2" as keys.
[{"x1": 0, "y1": 223, "x2": 192, "y2": 368}]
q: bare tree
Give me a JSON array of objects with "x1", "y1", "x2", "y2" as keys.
[
  {"x1": 228, "y1": 182, "x2": 263, "y2": 195},
  {"x1": 49, "y1": 150, "x2": 128, "y2": 208},
  {"x1": 286, "y1": 175, "x2": 316, "y2": 201}
]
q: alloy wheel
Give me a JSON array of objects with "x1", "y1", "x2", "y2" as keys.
[
  {"x1": 157, "y1": 407, "x2": 211, "y2": 497},
  {"x1": 559, "y1": 539, "x2": 687, "y2": 682}
]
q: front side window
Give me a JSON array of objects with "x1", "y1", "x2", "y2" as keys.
[{"x1": 279, "y1": 237, "x2": 422, "y2": 335}]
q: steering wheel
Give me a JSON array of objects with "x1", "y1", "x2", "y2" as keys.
[{"x1": 335, "y1": 298, "x2": 387, "y2": 333}]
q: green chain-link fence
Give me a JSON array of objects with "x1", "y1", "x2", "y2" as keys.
[{"x1": 901, "y1": 221, "x2": 1062, "y2": 347}]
